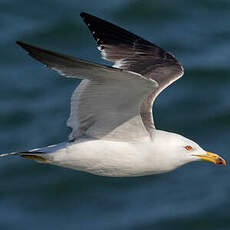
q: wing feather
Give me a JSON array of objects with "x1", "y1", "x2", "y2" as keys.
[
  {"x1": 80, "y1": 12, "x2": 184, "y2": 131},
  {"x1": 17, "y1": 41, "x2": 158, "y2": 141}
]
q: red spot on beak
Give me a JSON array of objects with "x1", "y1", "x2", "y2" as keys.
[{"x1": 216, "y1": 157, "x2": 226, "y2": 166}]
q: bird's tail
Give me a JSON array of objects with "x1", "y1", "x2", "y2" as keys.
[
  {"x1": 0, "y1": 152, "x2": 18, "y2": 158},
  {"x1": 0, "y1": 151, "x2": 47, "y2": 162},
  {"x1": 0, "y1": 142, "x2": 67, "y2": 162}
]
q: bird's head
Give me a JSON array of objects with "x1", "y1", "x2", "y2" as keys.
[
  {"x1": 182, "y1": 142, "x2": 226, "y2": 166},
  {"x1": 176, "y1": 134, "x2": 226, "y2": 166},
  {"x1": 154, "y1": 131, "x2": 226, "y2": 168}
]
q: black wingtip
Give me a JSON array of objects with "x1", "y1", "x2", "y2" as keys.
[
  {"x1": 16, "y1": 41, "x2": 48, "y2": 56},
  {"x1": 16, "y1": 40, "x2": 24, "y2": 47},
  {"x1": 80, "y1": 12, "x2": 87, "y2": 18},
  {"x1": 80, "y1": 12, "x2": 93, "y2": 19},
  {"x1": 16, "y1": 40, "x2": 28, "y2": 47},
  {"x1": 16, "y1": 40, "x2": 32, "y2": 52},
  {"x1": 80, "y1": 12, "x2": 93, "y2": 21},
  {"x1": 80, "y1": 12, "x2": 98, "y2": 20}
]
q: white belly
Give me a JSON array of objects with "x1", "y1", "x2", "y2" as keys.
[{"x1": 45, "y1": 139, "x2": 170, "y2": 177}]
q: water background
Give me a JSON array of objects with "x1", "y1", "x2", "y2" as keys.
[{"x1": 0, "y1": 0, "x2": 230, "y2": 229}]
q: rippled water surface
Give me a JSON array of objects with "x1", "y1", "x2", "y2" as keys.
[{"x1": 0, "y1": 1, "x2": 230, "y2": 229}]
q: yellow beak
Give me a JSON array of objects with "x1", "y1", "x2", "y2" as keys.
[{"x1": 194, "y1": 152, "x2": 226, "y2": 166}]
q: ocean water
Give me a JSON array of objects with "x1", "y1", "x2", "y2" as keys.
[{"x1": 0, "y1": 0, "x2": 230, "y2": 229}]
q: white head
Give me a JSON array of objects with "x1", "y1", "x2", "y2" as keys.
[{"x1": 152, "y1": 130, "x2": 226, "y2": 171}]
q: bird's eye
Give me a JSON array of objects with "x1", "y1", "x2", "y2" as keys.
[{"x1": 185, "y1": 145, "x2": 193, "y2": 151}]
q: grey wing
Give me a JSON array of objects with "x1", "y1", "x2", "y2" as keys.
[
  {"x1": 80, "y1": 12, "x2": 184, "y2": 131},
  {"x1": 17, "y1": 41, "x2": 158, "y2": 141},
  {"x1": 68, "y1": 78, "x2": 156, "y2": 141}
]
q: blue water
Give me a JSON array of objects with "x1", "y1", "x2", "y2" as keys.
[{"x1": 0, "y1": 0, "x2": 230, "y2": 229}]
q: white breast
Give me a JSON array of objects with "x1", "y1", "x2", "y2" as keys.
[{"x1": 45, "y1": 139, "x2": 177, "y2": 177}]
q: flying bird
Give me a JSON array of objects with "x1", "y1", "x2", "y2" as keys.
[{"x1": 0, "y1": 12, "x2": 226, "y2": 176}]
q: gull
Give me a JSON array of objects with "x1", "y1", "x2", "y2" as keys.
[{"x1": 0, "y1": 12, "x2": 226, "y2": 177}]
